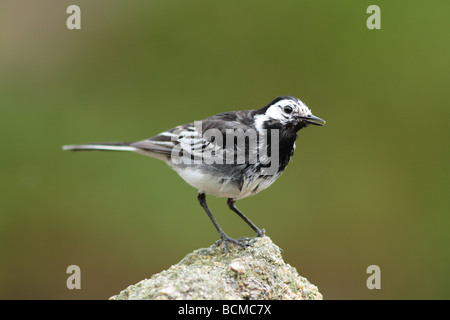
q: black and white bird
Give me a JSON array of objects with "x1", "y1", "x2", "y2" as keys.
[{"x1": 63, "y1": 96, "x2": 325, "y2": 254}]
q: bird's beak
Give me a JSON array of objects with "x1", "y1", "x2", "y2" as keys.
[{"x1": 300, "y1": 114, "x2": 326, "y2": 126}]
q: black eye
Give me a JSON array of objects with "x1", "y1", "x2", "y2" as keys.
[{"x1": 283, "y1": 105, "x2": 293, "y2": 114}]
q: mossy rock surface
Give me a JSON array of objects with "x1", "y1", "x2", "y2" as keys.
[{"x1": 110, "y1": 236, "x2": 322, "y2": 300}]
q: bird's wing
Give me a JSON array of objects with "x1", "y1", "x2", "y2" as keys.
[
  {"x1": 130, "y1": 125, "x2": 186, "y2": 156},
  {"x1": 130, "y1": 123, "x2": 219, "y2": 161},
  {"x1": 131, "y1": 113, "x2": 256, "y2": 164}
]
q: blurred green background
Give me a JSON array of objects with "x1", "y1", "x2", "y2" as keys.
[{"x1": 1, "y1": 0, "x2": 449, "y2": 299}]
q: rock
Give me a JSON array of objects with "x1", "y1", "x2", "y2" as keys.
[
  {"x1": 230, "y1": 260, "x2": 246, "y2": 274},
  {"x1": 110, "y1": 236, "x2": 322, "y2": 300}
]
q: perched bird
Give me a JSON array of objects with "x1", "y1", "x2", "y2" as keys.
[{"x1": 63, "y1": 96, "x2": 325, "y2": 254}]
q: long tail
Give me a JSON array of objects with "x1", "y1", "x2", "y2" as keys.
[{"x1": 62, "y1": 142, "x2": 138, "y2": 152}]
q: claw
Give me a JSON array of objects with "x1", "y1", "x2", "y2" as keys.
[
  {"x1": 216, "y1": 232, "x2": 249, "y2": 255},
  {"x1": 237, "y1": 229, "x2": 265, "y2": 242},
  {"x1": 256, "y1": 228, "x2": 265, "y2": 237}
]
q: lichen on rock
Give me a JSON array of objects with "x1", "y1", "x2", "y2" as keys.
[{"x1": 110, "y1": 236, "x2": 322, "y2": 300}]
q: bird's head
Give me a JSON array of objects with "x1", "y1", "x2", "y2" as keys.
[{"x1": 254, "y1": 96, "x2": 326, "y2": 132}]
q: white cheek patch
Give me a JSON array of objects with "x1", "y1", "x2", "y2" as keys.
[
  {"x1": 268, "y1": 99, "x2": 313, "y2": 120},
  {"x1": 253, "y1": 105, "x2": 289, "y2": 133},
  {"x1": 266, "y1": 105, "x2": 289, "y2": 121},
  {"x1": 255, "y1": 97, "x2": 314, "y2": 133}
]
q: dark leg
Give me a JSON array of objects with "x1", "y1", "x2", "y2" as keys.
[
  {"x1": 197, "y1": 192, "x2": 248, "y2": 255},
  {"x1": 227, "y1": 198, "x2": 265, "y2": 237}
]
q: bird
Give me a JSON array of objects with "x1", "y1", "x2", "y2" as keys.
[{"x1": 63, "y1": 96, "x2": 325, "y2": 254}]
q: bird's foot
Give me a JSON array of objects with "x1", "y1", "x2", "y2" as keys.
[
  {"x1": 215, "y1": 232, "x2": 250, "y2": 255},
  {"x1": 255, "y1": 228, "x2": 265, "y2": 238},
  {"x1": 236, "y1": 228, "x2": 266, "y2": 242}
]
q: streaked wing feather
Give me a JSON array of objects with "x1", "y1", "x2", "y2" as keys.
[{"x1": 130, "y1": 111, "x2": 256, "y2": 160}]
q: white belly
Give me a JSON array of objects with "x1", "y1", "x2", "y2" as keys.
[{"x1": 174, "y1": 166, "x2": 280, "y2": 200}]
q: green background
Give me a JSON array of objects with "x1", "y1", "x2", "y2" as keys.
[{"x1": 1, "y1": 0, "x2": 449, "y2": 299}]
